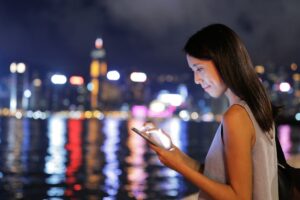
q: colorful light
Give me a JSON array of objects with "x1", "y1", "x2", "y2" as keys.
[
  {"x1": 291, "y1": 63, "x2": 298, "y2": 71},
  {"x1": 51, "y1": 74, "x2": 67, "y2": 85},
  {"x1": 24, "y1": 89, "x2": 31, "y2": 98},
  {"x1": 295, "y1": 113, "x2": 300, "y2": 121},
  {"x1": 70, "y1": 76, "x2": 84, "y2": 85},
  {"x1": 131, "y1": 105, "x2": 148, "y2": 118},
  {"x1": 179, "y1": 110, "x2": 190, "y2": 121},
  {"x1": 16, "y1": 63, "x2": 26, "y2": 73},
  {"x1": 33, "y1": 78, "x2": 42, "y2": 87},
  {"x1": 279, "y1": 82, "x2": 291, "y2": 92},
  {"x1": 10, "y1": 62, "x2": 26, "y2": 73},
  {"x1": 130, "y1": 72, "x2": 147, "y2": 82},
  {"x1": 10, "y1": 62, "x2": 17, "y2": 73},
  {"x1": 90, "y1": 60, "x2": 100, "y2": 77},
  {"x1": 157, "y1": 93, "x2": 183, "y2": 107},
  {"x1": 149, "y1": 101, "x2": 165, "y2": 113},
  {"x1": 95, "y1": 38, "x2": 103, "y2": 49},
  {"x1": 255, "y1": 65, "x2": 265, "y2": 74},
  {"x1": 107, "y1": 70, "x2": 120, "y2": 81}
]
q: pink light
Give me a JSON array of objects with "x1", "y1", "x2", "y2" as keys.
[
  {"x1": 278, "y1": 125, "x2": 292, "y2": 159},
  {"x1": 131, "y1": 105, "x2": 148, "y2": 118},
  {"x1": 70, "y1": 76, "x2": 84, "y2": 85}
]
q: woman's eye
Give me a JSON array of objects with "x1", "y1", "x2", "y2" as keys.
[{"x1": 196, "y1": 68, "x2": 203, "y2": 72}]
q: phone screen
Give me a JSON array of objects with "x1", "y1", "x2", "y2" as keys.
[
  {"x1": 131, "y1": 127, "x2": 157, "y2": 146},
  {"x1": 131, "y1": 127, "x2": 173, "y2": 150}
]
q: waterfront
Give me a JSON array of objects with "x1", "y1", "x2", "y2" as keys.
[{"x1": 0, "y1": 116, "x2": 299, "y2": 200}]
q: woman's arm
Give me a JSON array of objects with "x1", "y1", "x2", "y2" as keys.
[
  {"x1": 179, "y1": 147, "x2": 204, "y2": 173},
  {"x1": 150, "y1": 105, "x2": 255, "y2": 200},
  {"x1": 157, "y1": 145, "x2": 204, "y2": 173}
]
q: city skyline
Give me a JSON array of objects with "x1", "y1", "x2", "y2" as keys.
[
  {"x1": 0, "y1": 0, "x2": 300, "y2": 78},
  {"x1": 0, "y1": 60, "x2": 298, "y2": 121}
]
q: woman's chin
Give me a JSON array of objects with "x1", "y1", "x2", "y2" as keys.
[{"x1": 207, "y1": 92, "x2": 222, "y2": 98}]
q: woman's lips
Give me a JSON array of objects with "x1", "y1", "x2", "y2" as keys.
[{"x1": 202, "y1": 85, "x2": 211, "y2": 91}]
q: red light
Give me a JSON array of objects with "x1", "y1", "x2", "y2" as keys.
[
  {"x1": 66, "y1": 119, "x2": 83, "y2": 187},
  {"x1": 74, "y1": 184, "x2": 82, "y2": 191},
  {"x1": 70, "y1": 76, "x2": 84, "y2": 85}
]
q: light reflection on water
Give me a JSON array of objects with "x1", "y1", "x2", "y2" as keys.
[
  {"x1": 5, "y1": 118, "x2": 25, "y2": 199},
  {"x1": 102, "y1": 117, "x2": 121, "y2": 197},
  {"x1": 85, "y1": 118, "x2": 104, "y2": 197},
  {"x1": 45, "y1": 116, "x2": 67, "y2": 185},
  {"x1": 0, "y1": 116, "x2": 299, "y2": 200},
  {"x1": 65, "y1": 119, "x2": 83, "y2": 197},
  {"x1": 126, "y1": 118, "x2": 148, "y2": 199}
]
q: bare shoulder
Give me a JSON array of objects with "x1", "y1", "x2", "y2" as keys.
[
  {"x1": 223, "y1": 104, "x2": 255, "y2": 144},
  {"x1": 223, "y1": 104, "x2": 251, "y2": 125}
]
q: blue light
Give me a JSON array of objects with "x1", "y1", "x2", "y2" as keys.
[
  {"x1": 87, "y1": 82, "x2": 93, "y2": 91},
  {"x1": 102, "y1": 118, "x2": 121, "y2": 197},
  {"x1": 24, "y1": 89, "x2": 31, "y2": 98},
  {"x1": 295, "y1": 113, "x2": 300, "y2": 121}
]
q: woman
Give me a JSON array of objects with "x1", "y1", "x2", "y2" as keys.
[{"x1": 150, "y1": 24, "x2": 278, "y2": 200}]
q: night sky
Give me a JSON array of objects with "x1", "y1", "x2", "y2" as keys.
[{"x1": 0, "y1": 0, "x2": 300, "y2": 79}]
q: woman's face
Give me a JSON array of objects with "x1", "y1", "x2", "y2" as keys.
[{"x1": 186, "y1": 54, "x2": 227, "y2": 98}]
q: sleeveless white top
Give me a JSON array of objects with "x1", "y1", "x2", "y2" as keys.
[{"x1": 198, "y1": 101, "x2": 278, "y2": 200}]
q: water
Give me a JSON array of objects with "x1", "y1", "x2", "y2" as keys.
[{"x1": 0, "y1": 116, "x2": 299, "y2": 200}]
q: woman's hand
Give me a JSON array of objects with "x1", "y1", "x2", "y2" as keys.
[{"x1": 149, "y1": 144, "x2": 189, "y2": 172}]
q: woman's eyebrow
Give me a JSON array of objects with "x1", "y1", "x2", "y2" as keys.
[{"x1": 192, "y1": 63, "x2": 204, "y2": 68}]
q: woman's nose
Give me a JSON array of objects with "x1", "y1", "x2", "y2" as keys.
[{"x1": 194, "y1": 73, "x2": 202, "y2": 85}]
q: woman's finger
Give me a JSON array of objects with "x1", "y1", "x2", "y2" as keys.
[{"x1": 149, "y1": 144, "x2": 168, "y2": 157}]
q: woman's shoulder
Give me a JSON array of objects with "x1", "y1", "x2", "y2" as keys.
[
  {"x1": 223, "y1": 103, "x2": 250, "y2": 123},
  {"x1": 223, "y1": 103, "x2": 255, "y2": 143}
]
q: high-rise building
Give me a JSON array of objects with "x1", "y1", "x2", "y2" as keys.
[
  {"x1": 90, "y1": 38, "x2": 107, "y2": 110},
  {"x1": 9, "y1": 62, "x2": 28, "y2": 112}
]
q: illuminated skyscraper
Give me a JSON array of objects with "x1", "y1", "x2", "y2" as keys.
[
  {"x1": 29, "y1": 75, "x2": 41, "y2": 110},
  {"x1": 9, "y1": 62, "x2": 27, "y2": 112},
  {"x1": 90, "y1": 38, "x2": 107, "y2": 110}
]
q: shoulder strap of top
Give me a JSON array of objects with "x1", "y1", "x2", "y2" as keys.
[{"x1": 221, "y1": 124, "x2": 224, "y2": 144}]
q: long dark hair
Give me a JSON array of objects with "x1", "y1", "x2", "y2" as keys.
[{"x1": 184, "y1": 24, "x2": 274, "y2": 132}]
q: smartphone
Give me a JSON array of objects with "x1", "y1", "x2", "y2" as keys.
[
  {"x1": 131, "y1": 127, "x2": 157, "y2": 146},
  {"x1": 131, "y1": 127, "x2": 173, "y2": 150}
]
